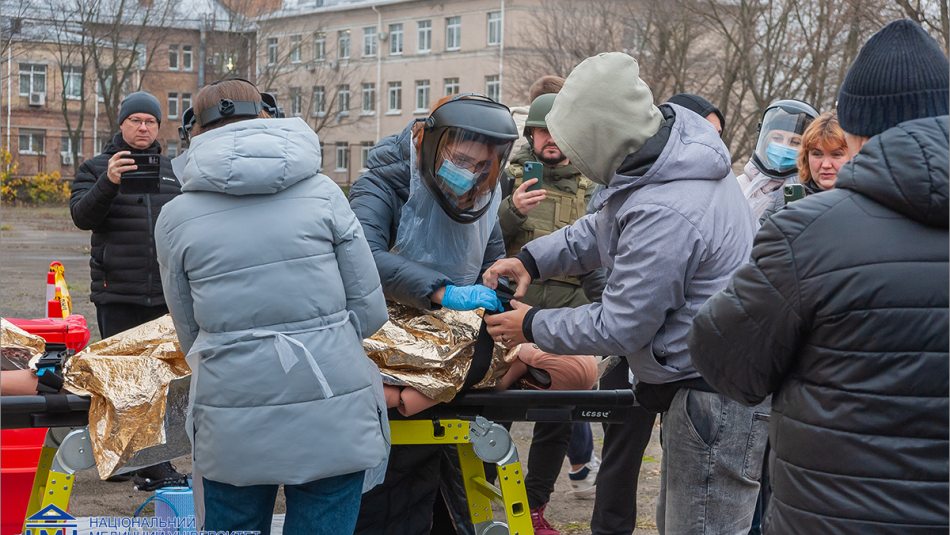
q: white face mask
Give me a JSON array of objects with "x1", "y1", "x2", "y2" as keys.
[{"x1": 170, "y1": 150, "x2": 188, "y2": 181}]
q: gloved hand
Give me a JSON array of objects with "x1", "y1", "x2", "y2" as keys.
[{"x1": 441, "y1": 284, "x2": 503, "y2": 312}]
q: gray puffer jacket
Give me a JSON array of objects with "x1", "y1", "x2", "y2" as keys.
[
  {"x1": 155, "y1": 118, "x2": 390, "y2": 488},
  {"x1": 348, "y1": 123, "x2": 506, "y2": 310},
  {"x1": 525, "y1": 103, "x2": 756, "y2": 384}
]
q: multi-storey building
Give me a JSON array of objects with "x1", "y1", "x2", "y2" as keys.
[{"x1": 255, "y1": 0, "x2": 542, "y2": 186}]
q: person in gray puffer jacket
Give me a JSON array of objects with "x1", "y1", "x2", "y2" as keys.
[
  {"x1": 155, "y1": 80, "x2": 389, "y2": 535},
  {"x1": 483, "y1": 52, "x2": 768, "y2": 533}
]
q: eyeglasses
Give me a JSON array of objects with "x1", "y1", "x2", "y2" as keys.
[
  {"x1": 126, "y1": 118, "x2": 159, "y2": 128},
  {"x1": 449, "y1": 153, "x2": 493, "y2": 175}
]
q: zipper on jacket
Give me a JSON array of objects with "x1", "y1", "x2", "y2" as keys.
[{"x1": 145, "y1": 193, "x2": 154, "y2": 307}]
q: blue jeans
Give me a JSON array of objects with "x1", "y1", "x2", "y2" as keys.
[
  {"x1": 567, "y1": 422, "x2": 594, "y2": 465},
  {"x1": 657, "y1": 389, "x2": 769, "y2": 534},
  {"x1": 203, "y1": 471, "x2": 365, "y2": 535}
]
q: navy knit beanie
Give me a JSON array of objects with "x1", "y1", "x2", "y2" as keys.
[
  {"x1": 118, "y1": 91, "x2": 162, "y2": 125},
  {"x1": 667, "y1": 93, "x2": 725, "y2": 133},
  {"x1": 838, "y1": 19, "x2": 948, "y2": 137}
]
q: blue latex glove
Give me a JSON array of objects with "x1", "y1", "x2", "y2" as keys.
[{"x1": 442, "y1": 284, "x2": 503, "y2": 312}]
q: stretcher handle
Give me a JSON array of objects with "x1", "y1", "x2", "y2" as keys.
[{"x1": 447, "y1": 389, "x2": 635, "y2": 407}]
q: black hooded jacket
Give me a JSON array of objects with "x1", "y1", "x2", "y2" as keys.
[
  {"x1": 69, "y1": 133, "x2": 180, "y2": 306},
  {"x1": 688, "y1": 116, "x2": 949, "y2": 533}
]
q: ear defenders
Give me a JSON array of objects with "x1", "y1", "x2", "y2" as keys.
[{"x1": 178, "y1": 78, "x2": 284, "y2": 145}]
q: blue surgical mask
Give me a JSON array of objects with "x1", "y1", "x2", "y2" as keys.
[
  {"x1": 766, "y1": 142, "x2": 799, "y2": 170},
  {"x1": 437, "y1": 160, "x2": 477, "y2": 196}
]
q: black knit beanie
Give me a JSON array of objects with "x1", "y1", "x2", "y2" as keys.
[
  {"x1": 118, "y1": 91, "x2": 162, "y2": 125},
  {"x1": 838, "y1": 19, "x2": 949, "y2": 137},
  {"x1": 667, "y1": 93, "x2": 725, "y2": 133}
]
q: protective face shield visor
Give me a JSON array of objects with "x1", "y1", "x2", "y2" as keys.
[
  {"x1": 752, "y1": 106, "x2": 815, "y2": 178},
  {"x1": 422, "y1": 127, "x2": 511, "y2": 223}
]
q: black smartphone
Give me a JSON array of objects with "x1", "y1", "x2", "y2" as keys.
[
  {"x1": 783, "y1": 183, "x2": 805, "y2": 204},
  {"x1": 523, "y1": 161, "x2": 543, "y2": 191},
  {"x1": 120, "y1": 153, "x2": 161, "y2": 194}
]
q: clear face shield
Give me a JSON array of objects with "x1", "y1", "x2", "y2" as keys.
[
  {"x1": 422, "y1": 127, "x2": 513, "y2": 224},
  {"x1": 753, "y1": 107, "x2": 814, "y2": 177}
]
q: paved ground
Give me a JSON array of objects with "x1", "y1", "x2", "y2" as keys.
[{"x1": 1, "y1": 205, "x2": 662, "y2": 534}]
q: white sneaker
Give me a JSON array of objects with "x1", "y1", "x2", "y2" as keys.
[{"x1": 568, "y1": 455, "x2": 599, "y2": 499}]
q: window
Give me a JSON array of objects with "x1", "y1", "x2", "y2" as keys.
[
  {"x1": 96, "y1": 74, "x2": 112, "y2": 102},
  {"x1": 266, "y1": 38, "x2": 278, "y2": 65},
  {"x1": 485, "y1": 75, "x2": 500, "y2": 102},
  {"x1": 182, "y1": 45, "x2": 193, "y2": 71},
  {"x1": 289, "y1": 35, "x2": 302, "y2": 63},
  {"x1": 487, "y1": 11, "x2": 502, "y2": 46},
  {"x1": 415, "y1": 79, "x2": 430, "y2": 112},
  {"x1": 338, "y1": 30, "x2": 350, "y2": 59},
  {"x1": 389, "y1": 23, "x2": 403, "y2": 55},
  {"x1": 19, "y1": 63, "x2": 47, "y2": 96},
  {"x1": 361, "y1": 141, "x2": 373, "y2": 170},
  {"x1": 363, "y1": 27, "x2": 377, "y2": 57},
  {"x1": 290, "y1": 87, "x2": 302, "y2": 116},
  {"x1": 166, "y1": 140, "x2": 178, "y2": 158},
  {"x1": 60, "y1": 134, "x2": 82, "y2": 156},
  {"x1": 181, "y1": 93, "x2": 192, "y2": 113},
  {"x1": 18, "y1": 130, "x2": 45, "y2": 154},
  {"x1": 387, "y1": 81, "x2": 402, "y2": 113},
  {"x1": 361, "y1": 82, "x2": 376, "y2": 114},
  {"x1": 167, "y1": 92, "x2": 179, "y2": 119},
  {"x1": 312, "y1": 86, "x2": 326, "y2": 116},
  {"x1": 168, "y1": 44, "x2": 179, "y2": 70},
  {"x1": 63, "y1": 66, "x2": 82, "y2": 99},
  {"x1": 444, "y1": 77, "x2": 459, "y2": 96},
  {"x1": 337, "y1": 84, "x2": 350, "y2": 115},
  {"x1": 335, "y1": 142, "x2": 349, "y2": 171},
  {"x1": 417, "y1": 20, "x2": 432, "y2": 53},
  {"x1": 445, "y1": 16, "x2": 461, "y2": 51},
  {"x1": 313, "y1": 33, "x2": 326, "y2": 61}
]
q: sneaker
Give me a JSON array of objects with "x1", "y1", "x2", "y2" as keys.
[
  {"x1": 530, "y1": 504, "x2": 560, "y2": 535},
  {"x1": 569, "y1": 456, "x2": 599, "y2": 499}
]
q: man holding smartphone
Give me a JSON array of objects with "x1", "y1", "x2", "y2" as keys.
[
  {"x1": 499, "y1": 90, "x2": 596, "y2": 535},
  {"x1": 70, "y1": 91, "x2": 182, "y2": 484}
]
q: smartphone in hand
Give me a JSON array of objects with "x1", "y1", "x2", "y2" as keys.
[
  {"x1": 523, "y1": 161, "x2": 543, "y2": 191},
  {"x1": 783, "y1": 183, "x2": 805, "y2": 204},
  {"x1": 120, "y1": 154, "x2": 161, "y2": 194}
]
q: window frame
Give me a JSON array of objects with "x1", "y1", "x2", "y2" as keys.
[
  {"x1": 414, "y1": 79, "x2": 430, "y2": 113},
  {"x1": 290, "y1": 87, "x2": 302, "y2": 116},
  {"x1": 362, "y1": 27, "x2": 377, "y2": 57},
  {"x1": 445, "y1": 16, "x2": 461, "y2": 51},
  {"x1": 18, "y1": 63, "x2": 47, "y2": 96},
  {"x1": 18, "y1": 130, "x2": 45, "y2": 154},
  {"x1": 182, "y1": 45, "x2": 193, "y2": 71},
  {"x1": 417, "y1": 20, "x2": 432, "y2": 54},
  {"x1": 312, "y1": 85, "x2": 326, "y2": 117},
  {"x1": 338, "y1": 84, "x2": 351, "y2": 116},
  {"x1": 63, "y1": 66, "x2": 83, "y2": 100},
  {"x1": 361, "y1": 82, "x2": 376, "y2": 115},
  {"x1": 389, "y1": 23, "x2": 404, "y2": 55},
  {"x1": 289, "y1": 35, "x2": 302, "y2": 63},
  {"x1": 266, "y1": 37, "x2": 278, "y2": 66},
  {"x1": 338, "y1": 30, "x2": 351, "y2": 60},
  {"x1": 485, "y1": 75, "x2": 500, "y2": 102},
  {"x1": 168, "y1": 44, "x2": 179, "y2": 70},
  {"x1": 313, "y1": 33, "x2": 326, "y2": 62},
  {"x1": 487, "y1": 11, "x2": 502, "y2": 46},
  {"x1": 335, "y1": 142, "x2": 349, "y2": 172},
  {"x1": 387, "y1": 81, "x2": 402, "y2": 114},
  {"x1": 443, "y1": 77, "x2": 459, "y2": 96},
  {"x1": 167, "y1": 92, "x2": 179, "y2": 120}
]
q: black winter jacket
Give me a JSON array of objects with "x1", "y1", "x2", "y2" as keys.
[
  {"x1": 689, "y1": 116, "x2": 949, "y2": 533},
  {"x1": 348, "y1": 124, "x2": 506, "y2": 310},
  {"x1": 70, "y1": 134, "x2": 180, "y2": 306}
]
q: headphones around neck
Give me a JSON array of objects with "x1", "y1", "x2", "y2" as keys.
[{"x1": 178, "y1": 78, "x2": 284, "y2": 145}]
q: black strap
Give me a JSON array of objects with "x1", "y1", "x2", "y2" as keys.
[
  {"x1": 634, "y1": 376, "x2": 717, "y2": 413},
  {"x1": 461, "y1": 319, "x2": 495, "y2": 392}
]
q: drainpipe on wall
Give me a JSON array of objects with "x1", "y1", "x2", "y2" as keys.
[
  {"x1": 6, "y1": 44, "x2": 11, "y2": 149},
  {"x1": 498, "y1": 0, "x2": 505, "y2": 102},
  {"x1": 372, "y1": 4, "x2": 382, "y2": 144},
  {"x1": 198, "y1": 15, "x2": 207, "y2": 87}
]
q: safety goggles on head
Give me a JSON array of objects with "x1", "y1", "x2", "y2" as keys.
[
  {"x1": 419, "y1": 94, "x2": 518, "y2": 224},
  {"x1": 178, "y1": 78, "x2": 284, "y2": 146}
]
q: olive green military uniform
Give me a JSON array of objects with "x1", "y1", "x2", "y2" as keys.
[{"x1": 499, "y1": 144, "x2": 593, "y2": 309}]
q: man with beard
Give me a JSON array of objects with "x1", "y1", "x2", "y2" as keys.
[{"x1": 498, "y1": 91, "x2": 596, "y2": 535}]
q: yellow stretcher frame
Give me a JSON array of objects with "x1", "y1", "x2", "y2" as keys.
[
  {"x1": 390, "y1": 417, "x2": 533, "y2": 535},
  {"x1": 21, "y1": 418, "x2": 533, "y2": 535}
]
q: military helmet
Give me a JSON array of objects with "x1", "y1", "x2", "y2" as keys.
[{"x1": 523, "y1": 93, "x2": 557, "y2": 136}]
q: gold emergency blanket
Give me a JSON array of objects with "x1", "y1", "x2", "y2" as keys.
[
  {"x1": 1, "y1": 318, "x2": 47, "y2": 369},
  {"x1": 64, "y1": 315, "x2": 191, "y2": 479},
  {"x1": 363, "y1": 303, "x2": 517, "y2": 403}
]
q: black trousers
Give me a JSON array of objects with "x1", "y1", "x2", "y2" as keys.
[
  {"x1": 95, "y1": 302, "x2": 169, "y2": 339},
  {"x1": 525, "y1": 422, "x2": 572, "y2": 509},
  {"x1": 591, "y1": 363, "x2": 657, "y2": 535}
]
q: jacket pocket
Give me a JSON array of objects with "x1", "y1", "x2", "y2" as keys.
[{"x1": 682, "y1": 388, "x2": 723, "y2": 449}]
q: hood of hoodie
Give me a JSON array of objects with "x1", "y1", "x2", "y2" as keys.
[
  {"x1": 587, "y1": 104, "x2": 733, "y2": 210},
  {"x1": 835, "y1": 115, "x2": 948, "y2": 227},
  {"x1": 546, "y1": 53, "x2": 663, "y2": 185},
  {"x1": 179, "y1": 117, "x2": 321, "y2": 195}
]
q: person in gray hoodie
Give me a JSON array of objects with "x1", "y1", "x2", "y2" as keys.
[
  {"x1": 483, "y1": 52, "x2": 769, "y2": 533},
  {"x1": 155, "y1": 79, "x2": 390, "y2": 535}
]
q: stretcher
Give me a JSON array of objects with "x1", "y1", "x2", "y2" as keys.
[{"x1": 1, "y1": 388, "x2": 636, "y2": 535}]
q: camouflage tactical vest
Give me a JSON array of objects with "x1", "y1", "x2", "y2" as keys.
[{"x1": 506, "y1": 162, "x2": 593, "y2": 284}]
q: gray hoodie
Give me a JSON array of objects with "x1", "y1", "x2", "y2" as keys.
[
  {"x1": 155, "y1": 118, "x2": 390, "y2": 490},
  {"x1": 525, "y1": 53, "x2": 755, "y2": 384}
]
